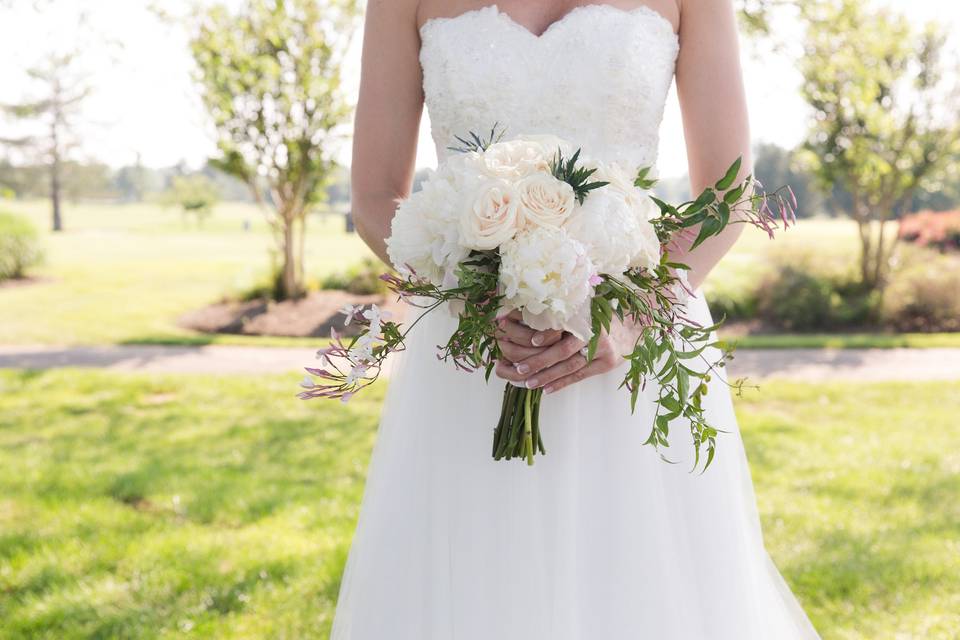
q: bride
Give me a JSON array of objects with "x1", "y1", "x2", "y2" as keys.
[{"x1": 334, "y1": 1, "x2": 820, "y2": 638}]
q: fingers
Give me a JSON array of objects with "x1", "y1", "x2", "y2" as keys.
[
  {"x1": 494, "y1": 334, "x2": 584, "y2": 385},
  {"x1": 496, "y1": 316, "x2": 563, "y2": 348},
  {"x1": 542, "y1": 359, "x2": 607, "y2": 394},
  {"x1": 495, "y1": 358, "x2": 527, "y2": 383},
  {"x1": 496, "y1": 316, "x2": 536, "y2": 347},
  {"x1": 515, "y1": 334, "x2": 586, "y2": 378},
  {"x1": 518, "y1": 349, "x2": 590, "y2": 390},
  {"x1": 497, "y1": 340, "x2": 541, "y2": 363}
]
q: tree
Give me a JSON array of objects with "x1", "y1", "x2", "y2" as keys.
[
  {"x1": 163, "y1": 174, "x2": 220, "y2": 226},
  {"x1": 189, "y1": 0, "x2": 359, "y2": 300},
  {"x1": 1, "y1": 53, "x2": 91, "y2": 232},
  {"x1": 798, "y1": 0, "x2": 960, "y2": 290},
  {"x1": 752, "y1": 143, "x2": 823, "y2": 218}
]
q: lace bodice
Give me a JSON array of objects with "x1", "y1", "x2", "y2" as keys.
[{"x1": 419, "y1": 4, "x2": 680, "y2": 172}]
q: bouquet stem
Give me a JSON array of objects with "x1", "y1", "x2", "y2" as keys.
[{"x1": 493, "y1": 384, "x2": 545, "y2": 464}]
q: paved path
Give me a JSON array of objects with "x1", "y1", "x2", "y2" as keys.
[{"x1": 1, "y1": 344, "x2": 959, "y2": 381}]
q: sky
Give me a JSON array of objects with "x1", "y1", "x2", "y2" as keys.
[{"x1": 0, "y1": 0, "x2": 958, "y2": 179}]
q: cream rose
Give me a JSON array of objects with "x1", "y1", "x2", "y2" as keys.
[
  {"x1": 459, "y1": 179, "x2": 522, "y2": 250},
  {"x1": 474, "y1": 139, "x2": 551, "y2": 179},
  {"x1": 516, "y1": 173, "x2": 576, "y2": 230}
]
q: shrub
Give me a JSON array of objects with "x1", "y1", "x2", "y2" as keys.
[
  {"x1": 899, "y1": 210, "x2": 960, "y2": 252},
  {"x1": 883, "y1": 255, "x2": 960, "y2": 332},
  {"x1": 0, "y1": 211, "x2": 43, "y2": 281},
  {"x1": 318, "y1": 257, "x2": 388, "y2": 296},
  {"x1": 705, "y1": 286, "x2": 758, "y2": 323},
  {"x1": 755, "y1": 265, "x2": 838, "y2": 331},
  {"x1": 752, "y1": 254, "x2": 879, "y2": 331}
]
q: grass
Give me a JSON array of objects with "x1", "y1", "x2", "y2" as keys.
[
  {"x1": 0, "y1": 200, "x2": 373, "y2": 346},
  {"x1": 0, "y1": 370, "x2": 958, "y2": 638},
  {"x1": 1, "y1": 201, "x2": 957, "y2": 349},
  {"x1": 0, "y1": 370, "x2": 382, "y2": 639},
  {"x1": 725, "y1": 332, "x2": 960, "y2": 350}
]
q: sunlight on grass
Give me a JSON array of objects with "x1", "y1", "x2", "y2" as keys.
[
  {"x1": 0, "y1": 201, "x2": 373, "y2": 345},
  {"x1": 3, "y1": 201, "x2": 913, "y2": 348},
  {"x1": 0, "y1": 371, "x2": 957, "y2": 638}
]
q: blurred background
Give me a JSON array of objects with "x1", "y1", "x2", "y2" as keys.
[{"x1": 0, "y1": 0, "x2": 958, "y2": 638}]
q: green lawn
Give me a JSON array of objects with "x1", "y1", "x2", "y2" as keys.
[
  {"x1": 7, "y1": 200, "x2": 953, "y2": 349},
  {"x1": 726, "y1": 332, "x2": 960, "y2": 350},
  {"x1": 1, "y1": 370, "x2": 958, "y2": 638},
  {"x1": 0, "y1": 200, "x2": 373, "y2": 346}
]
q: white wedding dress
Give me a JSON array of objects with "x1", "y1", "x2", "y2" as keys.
[{"x1": 332, "y1": 5, "x2": 821, "y2": 639}]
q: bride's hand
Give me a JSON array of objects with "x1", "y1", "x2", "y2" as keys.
[{"x1": 495, "y1": 311, "x2": 635, "y2": 395}]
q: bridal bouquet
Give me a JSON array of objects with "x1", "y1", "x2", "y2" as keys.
[{"x1": 299, "y1": 128, "x2": 795, "y2": 468}]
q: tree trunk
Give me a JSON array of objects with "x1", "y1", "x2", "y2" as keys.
[
  {"x1": 50, "y1": 132, "x2": 63, "y2": 233},
  {"x1": 280, "y1": 217, "x2": 299, "y2": 300},
  {"x1": 853, "y1": 192, "x2": 873, "y2": 288}
]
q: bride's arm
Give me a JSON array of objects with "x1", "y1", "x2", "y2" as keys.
[
  {"x1": 673, "y1": 0, "x2": 753, "y2": 290},
  {"x1": 497, "y1": 0, "x2": 753, "y2": 394},
  {"x1": 350, "y1": 0, "x2": 423, "y2": 265}
]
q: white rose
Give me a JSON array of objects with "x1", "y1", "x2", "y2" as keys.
[
  {"x1": 473, "y1": 139, "x2": 551, "y2": 179},
  {"x1": 460, "y1": 179, "x2": 522, "y2": 250},
  {"x1": 516, "y1": 173, "x2": 576, "y2": 230},
  {"x1": 499, "y1": 226, "x2": 597, "y2": 341},
  {"x1": 518, "y1": 134, "x2": 576, "y2": 164},
  {"x1": 386, "y1": 167, "x2": 470, "y2": 285}
]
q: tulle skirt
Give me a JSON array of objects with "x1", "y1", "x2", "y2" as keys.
[{"x1": 330, "y1": 293, "x2": 820, "y2": 639}]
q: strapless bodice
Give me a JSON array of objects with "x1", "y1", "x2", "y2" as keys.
[{"x1": 419, "y1": 4, "x2": 679, "y2": 171}]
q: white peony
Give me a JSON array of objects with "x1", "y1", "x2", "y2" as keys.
[
  {"x1": 516, "y1": 173, "x2": 576, "y2": 230},
  {"x1": 563, "y1": 182, "x2": 662, "y2": 276},
  {"x1": 626, "y1": 195, "x2": 662, "y2": 273},
  {"x1": 594, "y1": 162, "x2": 644, "y2": 204},
  {"x1": 499, "y1": 226, "x2": 597, "y2": 340},
  {"x1": 386, "y1": 166, "x2": 470, "y2": 285},
  {"x1": 460, "y1": 178, "x2": 523, "y2": 250}
]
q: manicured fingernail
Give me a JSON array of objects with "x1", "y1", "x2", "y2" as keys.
[
  {"x1": 516, "y1": 363, "x2": 530, "y2": 375},
  {"x1": 531, "y1": 333, "x2": 544, "y2": 346},
  {"x1": 525, "y1": 378, "x2": 539, "y2": 389},
  {"x1": 543, "y1": 386, "x2": 555, "y2": 394}
]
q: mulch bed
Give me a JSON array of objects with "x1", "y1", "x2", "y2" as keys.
[
  {"x1": 0, "y1": 275, "x2": 53, "y2": 290},
  {"x1": 178, "y1": 290, "x2": 406, "y2": 338}
]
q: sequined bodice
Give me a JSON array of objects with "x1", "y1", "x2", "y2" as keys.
[{"x1": 419, "y1": 4, "x2": 680, "y2": 171}]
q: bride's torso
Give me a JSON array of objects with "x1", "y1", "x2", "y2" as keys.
[{"x1": 417, "y1": 2, "x2": 680, "y2": 171}]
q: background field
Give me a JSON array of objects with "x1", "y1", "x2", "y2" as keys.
[
  {"x1": 4, "y1": 200, "x2": 958, "y2": 348},
  {"x1": 1, "y1": 371, "x2": 957, "y2": 639}
]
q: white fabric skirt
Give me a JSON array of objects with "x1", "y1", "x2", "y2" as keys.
[{"x1": 330, "y1": 293, "x2": 821, "y2": 639}]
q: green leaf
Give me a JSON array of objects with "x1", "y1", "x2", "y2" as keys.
[
  {"x1": 688, "y1": 189, "x2": 717, "y2": 214},
  {"x1": 717, "y1": 202, "x2": 731, "y2": 228},
  {"x1": 715, "y1": 157, "x2": 743, "y2": 191},
  {"x1": 724, "y1": 183, "x2": 746, "y2": 205},
  {"x1": 690, "y1": 216, "x2": 724, "y2": 250},
  {"x1": 677, "y1": 368, "x2": 690, "y2": 405}
]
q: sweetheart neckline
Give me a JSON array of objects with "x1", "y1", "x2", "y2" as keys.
[{"x1": 418, "y1": 3, "x2": 678, "y2": 43}]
